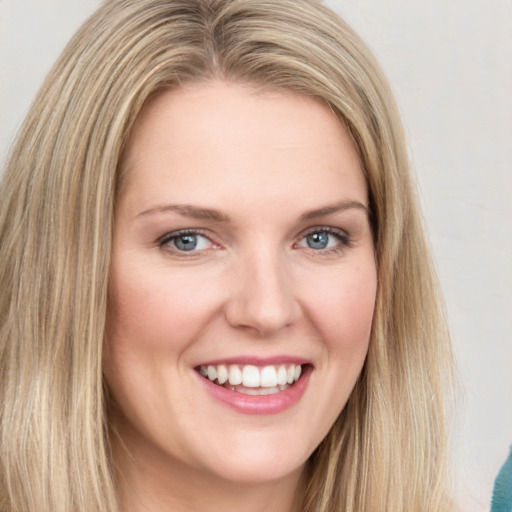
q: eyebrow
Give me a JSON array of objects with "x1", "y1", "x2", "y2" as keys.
[
  {"x1": 136, "y1": 199, "x2": 369, "y2": 222},
  {"x1": 136, "y1": 203, "x2": 230, "y2": 222},
  {"x1": 299, "y1": 200, "x2": 370, "y2": 221}
]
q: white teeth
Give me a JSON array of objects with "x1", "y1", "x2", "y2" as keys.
[
  {"x1": 217, "y1": 364, "x2": 228, "y2": 385},
  {"x1": 238, "y1": 386, "x2": 280, "y2": 396},
  {"x1": 207, "y1": 365, "x2": 217, "y2": 381},
  {"x1": 277, "y1": 365, "x2": 287, "y2": 385},
  {"x1": 199, "y1": 363, "x2": 304, "y2": 389},
  {"x1": 286, "y1": 365, "x2": 295, "y2": 384},
  {"x1": 242, "y1": 365, "x2": 260, "y2": 387},
  {"x1": 241, "y1": 388, "x2": 262, "y2": 396},
  {"x1": 228, "y1": 365, "x2": 242, "y2": 385},
  {"x1": 260, "y1": 365, "x2": 278, "y2": 387}
]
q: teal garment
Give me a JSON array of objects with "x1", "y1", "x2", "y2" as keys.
[{"x1": 490, "y1": 446, "x2": 512, "y2": 512}]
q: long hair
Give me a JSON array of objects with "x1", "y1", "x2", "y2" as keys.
[{"x1": 0, "y1": 1, "x2": 455, "y2": 510}]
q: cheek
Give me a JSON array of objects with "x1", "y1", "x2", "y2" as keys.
[
  {"x1": 307, "y1": 262, "x2": 377, "y2": 354},
  {"x1": 107, "y1": 280, "x2": 172, "y2": 359},
  {"x1": 106, "y1": 261, "x2": 215, "y2": 358},
  {"x1": 103, "y1": 263, "x2": 213, "y2": 425},
  {"x1": 292, "y1": 261, "x2": 376, "y2": 444}
]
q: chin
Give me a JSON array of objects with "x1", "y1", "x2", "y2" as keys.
[
  {"x1": 209, "y1": 458, "x2": 305, "y2": 486},
  {"x1": 193, "y1": 431, "x2": 311, "y2": 485}
]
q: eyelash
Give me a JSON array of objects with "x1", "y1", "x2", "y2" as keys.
[
  {"x1": 297, "y1": 227, "x2": 351, "y2": 255},
  {"x1": 158, "y1": 229, "x2": 217, "y2": 255},
  {"x1": 157, "y1": 227, "x2": 351, "y2": 256}
]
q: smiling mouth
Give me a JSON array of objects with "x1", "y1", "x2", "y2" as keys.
[{"x1": 197, "y1": 363, "x2": 306, "y2": 396}]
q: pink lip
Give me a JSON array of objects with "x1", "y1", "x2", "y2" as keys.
[
  {"x1": 196, "y1": 364, "x2": 312, "y2": 415},
  {"x1": 197, "y1": 355, "x2": 311, "y2": 367}
]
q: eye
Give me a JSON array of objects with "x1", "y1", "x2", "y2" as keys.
[
  {"x1": 305, "y1": 232, "x2": 330, "y2": 250},
  {"x1": 159, "y1": 230, "x2": 216, "y2": 252},
  {"x1": 296, "y1": 228, "x2": 349, "y2": 252}
]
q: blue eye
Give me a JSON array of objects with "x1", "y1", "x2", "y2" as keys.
[
  {"x1": 174, "y1": 234, "x2": 199, "y2": 251},
  {"x1": 160, "y1": 231, "x2": 214, "y2": 252},
  {"x1": 297, "y1": 228, "x2": 349, "y2": 252},
  {"x1": 306, "y1": 232, "x2": 329, "y2": 249}
]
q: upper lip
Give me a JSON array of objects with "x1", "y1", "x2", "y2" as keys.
[{"x1": 196, "y1": 355, "x2": 312, "y2": 367}]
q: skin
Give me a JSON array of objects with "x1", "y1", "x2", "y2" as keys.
[{"x1": 105, "y1": 81, "x2": 377, "y2": 512}]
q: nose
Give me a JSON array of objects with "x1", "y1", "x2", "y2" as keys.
[{"x1": 224, "y1": 248, "x2": 300, "y2": 336}]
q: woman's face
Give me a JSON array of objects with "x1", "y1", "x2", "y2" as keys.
[{"x1": 106, "y1": 82, "x2": 377, "y2": 492}]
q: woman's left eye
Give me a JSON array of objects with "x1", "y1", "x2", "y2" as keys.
[
  {"x1": 159, "y1": 231, "x2": 215, "y2": 252},
  {"x1": 296, "y1": 229, "x2": 349, "y2": 252}
]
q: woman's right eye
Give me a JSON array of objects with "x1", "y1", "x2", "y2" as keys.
[{"x1": 159, "y1": 231, "x2": 216, "y2": 253}]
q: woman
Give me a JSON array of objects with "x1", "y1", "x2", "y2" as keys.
[{"x1": 0, "y1": 1, "x2": 455, "y2": 511}]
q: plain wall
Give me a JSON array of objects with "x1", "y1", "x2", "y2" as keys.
[{"x1": 1, "y1": 1, "x2": 511, "y2": 510}]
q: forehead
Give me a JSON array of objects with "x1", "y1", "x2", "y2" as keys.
[{"x1": 118, "y1": 81, "x2": 367, "y2": 217}]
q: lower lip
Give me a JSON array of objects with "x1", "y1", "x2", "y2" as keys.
[{"x1": 197, "y1": 366, "x2": 312, "y2": 415}]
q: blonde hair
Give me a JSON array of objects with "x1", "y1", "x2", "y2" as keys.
[{"x1": 0, "y1": 1, "x2": 455, "y2": 510}]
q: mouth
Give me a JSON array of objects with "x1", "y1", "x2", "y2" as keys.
[{"x1": 196, "y1": 362, "x2": 309, "y2": 396}]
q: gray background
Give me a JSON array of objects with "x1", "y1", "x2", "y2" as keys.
[{"x1": 1, "y1": 1, "x2": 511, "y2": 510}]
